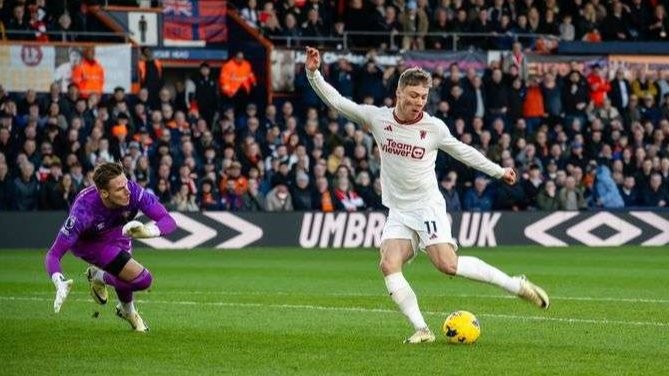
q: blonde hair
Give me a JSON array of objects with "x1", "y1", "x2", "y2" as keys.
[{"x1": 398, "y1": 67, "x2": 432, "y2": 89}]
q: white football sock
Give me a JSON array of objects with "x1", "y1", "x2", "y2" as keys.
[
  {"x1": 384, "y1": 272, "x2": 428, "y2": 330},
  {"x1": 456, "y1": 256, "x2": 521, "y2": 294},
  {"x1": 122, "y1": 301, "x2": 136, "y2": 315}
]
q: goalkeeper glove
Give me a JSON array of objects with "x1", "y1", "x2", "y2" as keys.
[
  {"x1": 51, "y1": 272, "x2": 73, "y2": 313},
  {"x1": 122, "y1": 220, "x2": 161, "y2": 239}
]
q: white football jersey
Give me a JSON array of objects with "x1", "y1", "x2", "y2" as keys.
[{"x1": 308, "y1": 70, "x2": 504, "y2": 211}]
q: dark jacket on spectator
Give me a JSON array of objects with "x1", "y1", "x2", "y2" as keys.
[{"x1": 12, "y1": 175, "x2": 39, "y2": 211}]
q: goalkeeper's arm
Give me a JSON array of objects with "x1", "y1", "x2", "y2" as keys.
[{"x1": 45, "y1": 233, "x2": 75, "y2": 313}]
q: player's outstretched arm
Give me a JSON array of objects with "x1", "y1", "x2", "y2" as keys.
[
  {"x1": 437, "y1": 123, "x2": 510, "y2": 182},
  {"x1": 124, "y1": 185, "x2": 177, "y2": 239},
  {"x1": 45, "y1": 229, "x2": 77, "y2": 313},
  {"x1": 305, "y1": 46, "x2": 375, "y2": 131}
]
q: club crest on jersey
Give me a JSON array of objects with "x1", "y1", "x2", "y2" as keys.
[
  {"x1": 382, "y1": 138, "x2": 426, "y2": 160},
  {"x1": 420, "y1": 130, "x2": 427, "y2": 139}
]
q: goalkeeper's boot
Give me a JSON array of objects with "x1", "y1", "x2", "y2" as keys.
[
  {"x1": 116, "y1": 303, "x2": 149, "y2": 332},
  {"x1": 85, "y1": 266, "x2": 108, "y2": 305},
  {"x1": 403, "y1": 327, "x2": 436, "y2": 344},
  {"x1": 516, "y1": 275, "x2": 550, "y2": 309}
]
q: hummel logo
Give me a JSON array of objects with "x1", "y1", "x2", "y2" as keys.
[{"x1": 384, "y1": 125, "x2": 393, "y2": 132}]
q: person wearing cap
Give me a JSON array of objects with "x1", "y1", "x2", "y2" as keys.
[{"x1": 194, "y1": 61, "x2": 218, "y2": 128}]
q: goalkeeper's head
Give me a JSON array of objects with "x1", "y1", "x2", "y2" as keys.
[{"x1": 94, "y1": 162, "x2": 131, "y2": 208}]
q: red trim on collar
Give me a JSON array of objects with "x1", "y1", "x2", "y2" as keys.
[{"x1": 393, "y1": 110, "x2": 423, "y2": 125}]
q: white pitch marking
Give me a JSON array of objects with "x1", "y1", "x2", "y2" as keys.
[
  {"x1": 2, "y1": 296, "x2": 668, "y2": 328},
  {"x1": 23, "y1": 290, "x2": 669, "y2": 304}
]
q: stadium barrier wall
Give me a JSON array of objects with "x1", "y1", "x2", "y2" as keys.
[{"x1": 1, "y1": 211, "x2": 668, "y2": 249}]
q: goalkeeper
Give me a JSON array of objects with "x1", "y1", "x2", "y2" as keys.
[{"x1": 44, "y1": 162, "x2": 176, "y2": 332}]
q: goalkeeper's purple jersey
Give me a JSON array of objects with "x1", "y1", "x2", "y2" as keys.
[{"x1": 44, "y1": 180, "x2": 176, "y2": 276}]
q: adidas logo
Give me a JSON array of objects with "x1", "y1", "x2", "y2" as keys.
[
  {"x1": 384, "y1": 125, "x2": 393, "y2": 132},
  {"x1": 430, "y1": 233, "x2": 438, "y2": 240}
]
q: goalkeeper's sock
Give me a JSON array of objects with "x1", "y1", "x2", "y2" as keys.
[
  {"x1": 384, "y1": 272, "x2": 428, "y2": 330},
  {"x1": 104, "y1": 269, "x2": 153, "y2": 292},
  {"x1": 455, "y1": 256, "x2": 521, "y2": 294},
  {"x1": 115, "y1": 288, "x2": 132, "y2": 304},
  {"x1": 122, "y1": 301, "x2": 137, "y2": 315}
]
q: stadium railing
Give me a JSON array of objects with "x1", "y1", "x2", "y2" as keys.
[{"x1": 268, "y1": 31, "x2": 560, "y2": 52}]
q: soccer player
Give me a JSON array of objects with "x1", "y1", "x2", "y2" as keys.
[
  {"x1": 305, "y1": 47, "x2": 550, "y2": 343},
  {"x1": 44, "y1": 162, "x2": 177, "y2": 332}
]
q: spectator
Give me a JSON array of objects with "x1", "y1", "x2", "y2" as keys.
[
  {"x1": 49, "y1": 173, "x2": 77, "y2": 210},
  {"x1": 640, "y1": 173, "x2": 668, "y2": 207},
  {"x1": 242, "y1": 178, "x2": 266, "y2": 211},
  {"x1": 618, "y1": 175, "x2": 639, "y2": 207},
  {"x1": 138, "y1": 47, "x2": 164, "y2": 109},
  {"x1": 438, "y1": 173, "x2": 461, "y2": 212},
  {"x1": 194, "y1": 62, "x2": 218, "y2": 128},
  {"x1": 6, "y1": 4, "x2": 32, "y2": 40},
  {"x1": 0, "y1": 160, "x2": 10, "y2": 210},
  {"x1": 586, "y1": 64, "x2": 611, "y2": 108},
  {"x1": 536, "y1": 179, "x2": 560, "y2": 211},
  {"x1": 333, "y1": 176, "x2": 365, "y2": 211},
  {"x1": 72, "y1": 47, "x2": 105, "y2": 99},
  {"x1": 199, "y1": 178, "x2": 222, "y2": 211},
  {"x1": 12, "y1": 161, "x2": 39, "y2": 211},
  {"x1": 609, "y1": 68, "x2": 631, "y2": 112},
  {"x1": 647, "y1": 5, "x2": 669, "y2": 41},
  {"x1": 266, "y1": 183, "x2": 294, "y2": 211},
  {"x1": 171, "y1": 184, "x2": 199, "y2": 212},
  {"x1": 219, "y1": 52, "x2": 257, "y2": 114},
  {"x1": 399, "y1": 1, "x2": 429, "y2": 51},
  {"x1": 558, "y1": 176, "x2": 586, "y2": 210},
  {"x1": 594, "y1": 165, "x2": 624, "y2": 208},
  {"x1": 463, "y1": 176, "x2": 494, "y2": 211},
  {"x1": 291, "y1": 171, "x2": 316, "y2": 210}
]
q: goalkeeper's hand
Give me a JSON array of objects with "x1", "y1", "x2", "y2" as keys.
[
  {"x1": 51, "y1": 273, "x2": 73, "y2": 313},
  {"x1": 122, "y1": 220, "x2": 161, "y2": 239}
]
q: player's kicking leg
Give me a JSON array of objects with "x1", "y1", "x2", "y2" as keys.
[
  {"x1": 380, "y1": 239, "x2": 436, "y2": 344},
  {"x1": 88, "y1": 251, "x2": 153, "y2": 331},
  {"x1": 426, "y1": 243, "x2": 550, "y2": 309}
]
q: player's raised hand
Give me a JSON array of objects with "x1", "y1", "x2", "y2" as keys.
[
  {"x1": 51, "y1": 273, "x2": 73, "y2": 313},
  {"x1": 501, "y1": 167, "x2": 517, "y2": 185},
  {"x1": 305, "y1": 46, "x2": 321, "y2": 72}
]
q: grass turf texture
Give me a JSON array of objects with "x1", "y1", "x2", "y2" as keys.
[{"x1": 1, "y1": 246, "x2": 668, "y2": 375}]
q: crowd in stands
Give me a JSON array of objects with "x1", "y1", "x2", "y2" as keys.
[
  {"x1": 233, "y1": 0, "x2": 669, "y2": 50},
  {"x1": 0, "y1": 0, "x2": 124, "y2": 42},
  {"x1": 1, "y1": 0, "x2": 669, "y2": 213}
]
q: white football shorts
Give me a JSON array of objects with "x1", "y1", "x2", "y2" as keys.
[{"x1": 381, "y1": 204, "x2": 458, "y2": 255}]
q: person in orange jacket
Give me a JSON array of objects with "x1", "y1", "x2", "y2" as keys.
[
  {"x1": 219, "y1": 51, "x2": 257, "y2": 112},
  {"x1": 71, "y1": 47, "x2": 105, "y2": 99}
]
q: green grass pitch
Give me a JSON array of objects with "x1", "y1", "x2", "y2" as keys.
[{"x1": 1, "y1": 246, "x2": 668, "y2": 375}]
